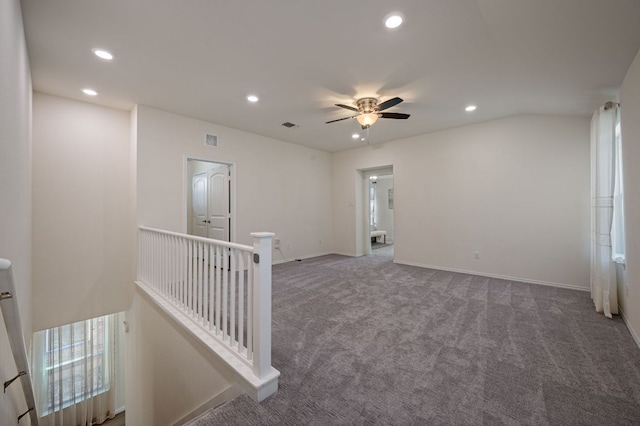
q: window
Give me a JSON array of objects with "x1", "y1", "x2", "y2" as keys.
[
  {"x1": 612, "y1": 118, "x2": 625, "y2": 262},
  {"x1": 34, "y1": 313, "x2": 115, "y2": 416}
]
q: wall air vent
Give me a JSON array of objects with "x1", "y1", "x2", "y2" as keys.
[
  {"x1": 281, "y1": 122, "x2": 299, "y2": 129},
  {"x1": 204, "y1": 133, "x2": 218, "y2": 147}
]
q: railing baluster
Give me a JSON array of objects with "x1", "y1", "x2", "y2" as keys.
[
  {"x1": 238, "y1": 252, "x2": 245, "y2": 353},
  {"x1": 202, "y1": 242, "x2": 206, "y2": 325},
  {"x1": 203, "y1": 242, "x2": 208, "y2": 324},
  {"x1": 223, "y1": 249, "x2": 229, "y2": 342},
  {"x1": 230, "y1": 249, "x2": 236, "y2": 346},
  {"x1": 209, "y1": 241, "x2": 216, "y2": 330},
  {"x1": 247, "y1": 250, "x2": 253, "y2": 360},
  {"x1": 169, "y1": 236, "x2": 174, "y2": 300},
  {"x1": 193, "y1": 240, "x2": 197, "y2": 316},
  {"x1": 160, "y1": 234, "x2": 165, "y2": 295},
  {"x1": 181, "y1": 238, "x2": 186, "y2": 309},
  {"x1": 215, "y1": 245, "x2": 222, "y2": 335},
  {"x1": 196, "y1": 241, "x2": 201, "y2": 322},
  {"x1": 162, "y1": 234, "x2": 167, "y2": 296},
  {"x1": 188, "y1": 240, "x2": 193, "y2": 314},
  {"x1": 193, "y1": 240, "x2": 198, "y2": 317},
  {"x1": 154, "y1": 232, "x2": 158, "y2": 291},
  {"x1": 153, "y1": 232, "x2": 157, "y2": 291}
]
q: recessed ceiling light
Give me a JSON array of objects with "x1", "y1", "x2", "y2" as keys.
[
  {"x1": 82, "y1": 88, "x2": 98, "y2": 96},
  {"x1": 352, "y1": 133, "x2": 360, "y2": 139},
  {"x1": 247, "y1": 95, "x2": 259, "y2": 103},
  {"x1": 465, "y1": 105, "x2": 477, "y2": 112},
  {"x1": 91, "y1": 48, "x2": 113, "y2": 60},
  {"x1": 385, "y1": 13, "x2": 404, "y2": 29}
]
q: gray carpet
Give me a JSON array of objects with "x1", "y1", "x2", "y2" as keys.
[
  {"x1": 188, "y1": 247, "x2": 640, "y2": 425},
  {"x1": 371, "y1": 241, "x2": 392, "y2": 250}
]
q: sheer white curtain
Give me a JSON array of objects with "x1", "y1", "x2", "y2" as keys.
[
  {"x1": 590, "y1": 102, "x2": 619, "y2": 318},
  {"x1": 32, "y1": 313, "x2": 117, "y2": 426}
]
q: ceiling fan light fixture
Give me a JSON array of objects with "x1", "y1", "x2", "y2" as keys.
[{"x1": 356, "y1": 113, "x2": 379, "y2": 127}]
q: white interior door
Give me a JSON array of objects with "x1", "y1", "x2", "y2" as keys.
[
  {"x1": 207, "y1": 165, "x2": 230, "y2": 241},
  {"x1": 192, "y1": 171, "x2": 208, "y2": 237}
]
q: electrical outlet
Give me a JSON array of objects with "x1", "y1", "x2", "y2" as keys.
[
  {"x1": 474, "y1": 251, "x2": 480, "y2": 259},
  {"x1": 274, "y1": 239, "x2": 280, "y2": 249}
]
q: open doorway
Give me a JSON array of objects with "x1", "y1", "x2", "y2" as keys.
[
  {"x1": 186, "y1": 158, "x2": 236, "y2": 242},
  {"x1": 369, "y1": 174, "x2": 394, "y2": 251},
  {"x1": 360, "y1": 166, "x2": 394, "y2": 256}
]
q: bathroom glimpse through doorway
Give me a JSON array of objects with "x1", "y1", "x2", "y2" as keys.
[
  {"x1": 360, "y1": 166, "x2": 394, "y2": 256},
  {"x1": 369, "y1": 174, "x2": 394, "y2": 252}
]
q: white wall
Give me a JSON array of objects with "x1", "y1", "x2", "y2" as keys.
[
  {"x1": 0, "y1": 0, "x2": 33, "y2": 424},
  {"x1": 32, "y1": 93, "x2": 134, "y2": 330},
  {"x1": 333, "y1": 115, "x2": 590, "y2": 289},
  {"x1": 125, "y1": 289, "x2": 235, "y2": 426},
  {"x1": 135, "y1": 105, "x2": 333, "y2": 261},
  {"x1": 619, "y1": 47, "x2": 640, "y2": 345}
]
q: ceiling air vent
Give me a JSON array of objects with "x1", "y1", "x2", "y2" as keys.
[
  {"x1": 281, "y1": 122, "x2": 299, "y2": 129},
  {"x1": 204, "y1": 133, "x2": 218, "y2": 147}
]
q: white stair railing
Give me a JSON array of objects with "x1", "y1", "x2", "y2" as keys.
[
  {"x1": 0, "y1": 259, "x2": 39, "y2": 425},
  {"x1": 136, "y1": 227, "x2": 279, "y2": 400}
]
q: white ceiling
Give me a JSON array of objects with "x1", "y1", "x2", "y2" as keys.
[{"x1": 21, "y1": 0, "x2": 640, "y2": 152}]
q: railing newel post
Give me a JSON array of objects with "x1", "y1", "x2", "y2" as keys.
[{"x1": 251, "y1": 232, "x2": 274, "y2": 378}]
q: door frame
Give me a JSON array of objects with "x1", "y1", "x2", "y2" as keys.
[{"x1": 184, "y1": 156, "x2": 237, "y2": 243}]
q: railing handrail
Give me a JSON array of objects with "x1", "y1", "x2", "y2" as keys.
[
  {"x1": 0, "y1": 258, "x2": 39, "y2": 425},
  {"x1": 140, "y1": 226, "x2": 254, "y2": 252}
]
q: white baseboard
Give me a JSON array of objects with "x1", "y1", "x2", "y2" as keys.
[
  {"x1": 273, "y1": 251, "x2": 334, "y2": 265},
  {"x1": 330, "y1": 251, "x2": 359, "y2": 257},
  {"x1": 171, "y1": 384, "x2": 242, "y2": 426},
  {"x1": 393, "y1": 259, "x2": 590, "y2": 292},
  {"x1": 619, "y1": 308, "x2": 640, "y2": 350}
]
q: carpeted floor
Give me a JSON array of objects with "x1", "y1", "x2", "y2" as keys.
[
  {"x1": 371, "y1": 241, "x2": 392, "y2": 250},
  {"x1": 188, "y1": 247, "x2": 640, "y2": 425}
]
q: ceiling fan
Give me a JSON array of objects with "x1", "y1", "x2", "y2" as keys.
[{"x1": 326, "y1": 97, "x2": 410, "y2": 129}]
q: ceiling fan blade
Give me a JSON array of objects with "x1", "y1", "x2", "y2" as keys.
[
  {"x1": 379, "y1": 112, "x2": 410, "y2": 119},
  {"x1": 326, "y1": 115, "x2": 357, "y2": 124},
  {"x1": 377, "y1": 97, "x2": 403, "y2": 111},
  {"x1": 335, "y1": 103, "x2": 359, "y2": 112}
]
